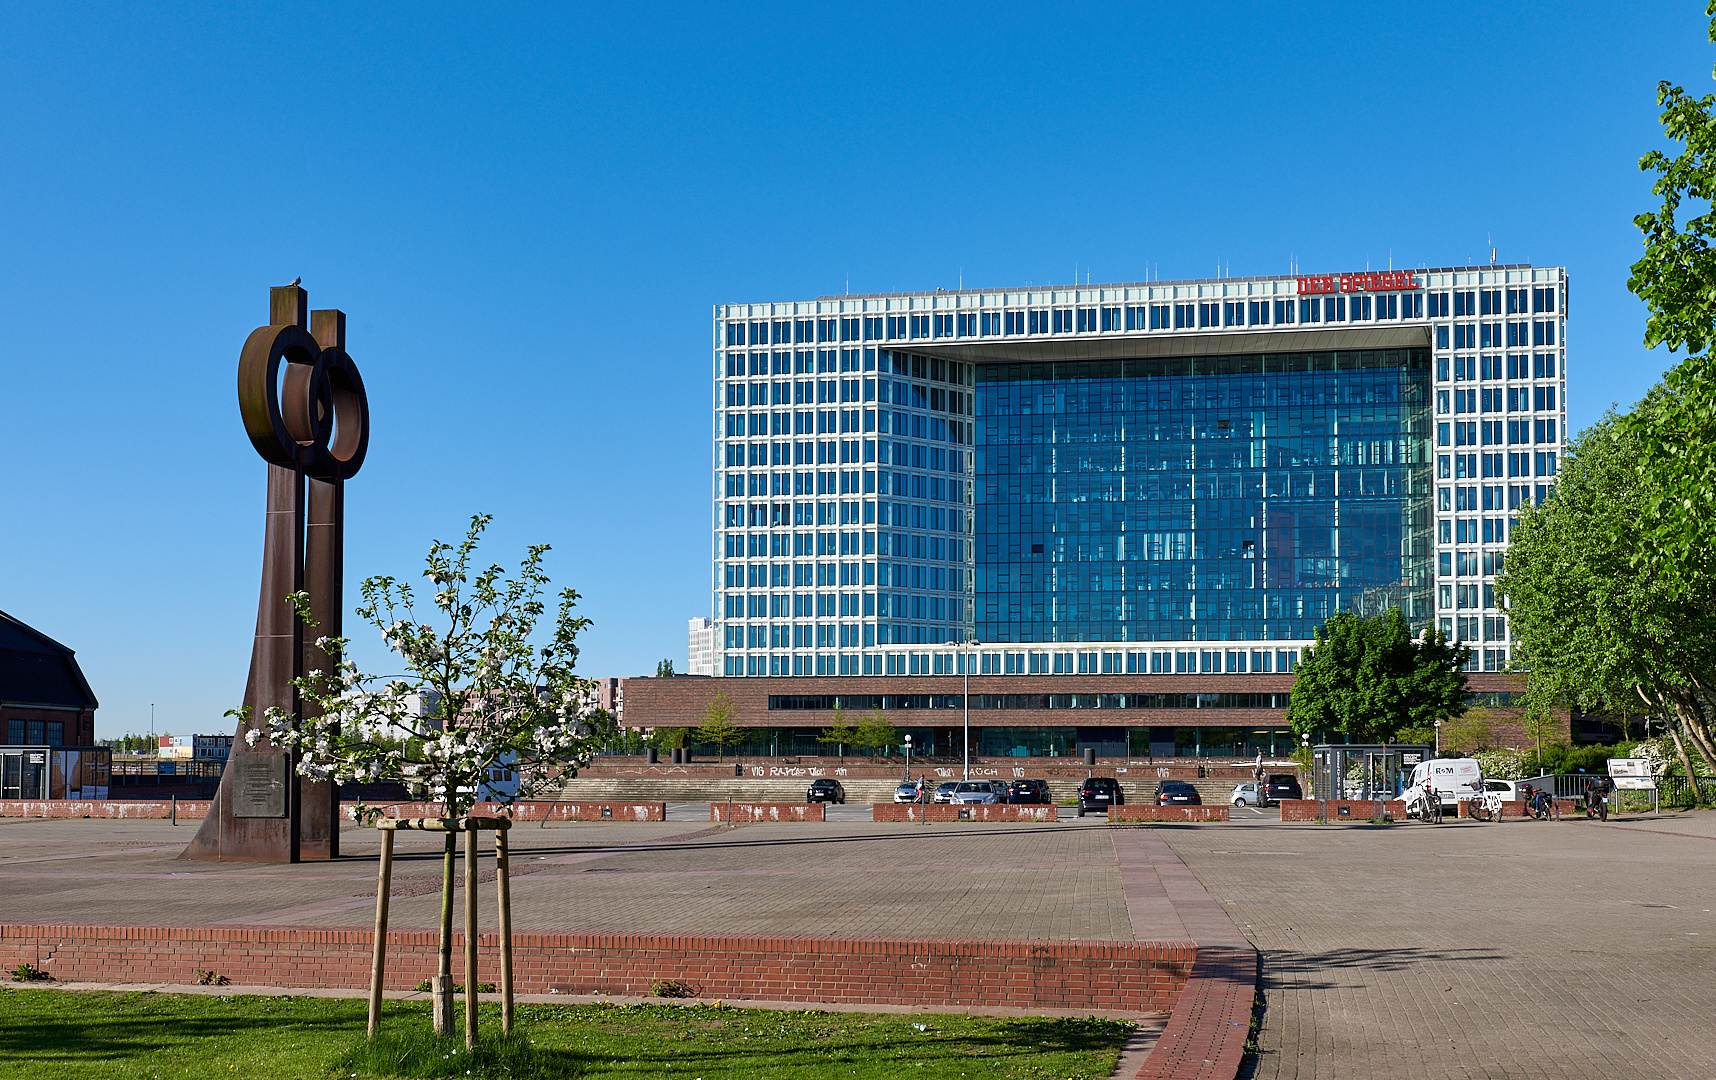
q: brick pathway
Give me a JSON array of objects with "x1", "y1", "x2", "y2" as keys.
[{"x1": 1158, "y1": 810, "x2": 1716, "y2": 1080}]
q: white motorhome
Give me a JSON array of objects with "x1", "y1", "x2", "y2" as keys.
[{"x1": 1402, "y1": 758, "x2": 1484, "y2": 810}]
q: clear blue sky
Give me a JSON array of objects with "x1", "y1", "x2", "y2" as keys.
[{"x1": 2, "y1": 2, "x2": 1709, "y2": 739}]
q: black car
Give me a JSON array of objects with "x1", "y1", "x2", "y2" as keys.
[
  {"x1": 1076, "y1": 777, "x2": 1124, "y2": 817},
  {"x1": 1265, "y1": 774, "x2": 1303, "y2": 801},
  {"x1": 1155, "y1": 780, "x2": 1202, "y2": 805},
  {"x1": 1008, "y1": 779, "x2": 1050, "y2": 805},
  {"x1": 806, "y1": 778, "x2": 846, "y2": 804}
]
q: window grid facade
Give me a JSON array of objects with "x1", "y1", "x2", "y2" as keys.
[{"x1": 712, "y1": 264, "x2": 1567, "y2": 677}]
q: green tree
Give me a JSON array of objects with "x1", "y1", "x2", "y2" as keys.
[
  {"x1": 1439, "y1": 707, "x2": 1496, "y2": 756},
  {"x1": 697, "y1": 690, "x2": 742, "y2": 761},
  {"x1": 1496, "y1": 413, "x2": 1716, "y2": 788},
  {"x1": 655, "y1": 658, "x2": 675, "y2": 678},
  {"x1": 854, "y1": 711, "x2": 898, "y2": 759},
  {"x1": 651, "y1": 726, "x2": 688, "y2": 751},
  {"x1": 1596, "y1": 19, "x2": 1716, "y2": 790},
  {"x1": 1521, "y1": 703, "x2": 1565, "y2": 776},
  {"x1": 1284, "y1": 608, "x2": 1468, "y2": 745},
  {"x1": 820, "y1": 704, "x2": 855, "y2": 762},
  {"x1": 586, "y1": 707, "x2": 618, "y2": 752}
]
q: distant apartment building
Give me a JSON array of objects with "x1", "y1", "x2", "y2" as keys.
[{"x1": 687, "y1": 617, "x2": 715, "y2": 675}]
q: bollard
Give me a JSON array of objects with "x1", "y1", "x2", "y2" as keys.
[
  {"x1": 646, "y1": 747, "x2": 658, "y2": 764},
  {"x1": 171, "y1": 794, "x2": 177, "y2": 826},
  {"x1": 1084, "y1": 748, "x2": 1096, "y2": 767}
]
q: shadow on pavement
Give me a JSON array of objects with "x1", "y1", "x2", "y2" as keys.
[{"x1": 1262, "y1": 946, "x2": 1509, "y2": 990}]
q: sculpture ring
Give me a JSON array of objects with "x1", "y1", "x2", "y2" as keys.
[{"x1": 237, "y1": 324, "x2": 369, "y2": 480}]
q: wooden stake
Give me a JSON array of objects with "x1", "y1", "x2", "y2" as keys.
[
  {"x1": 496, "y1": 827, "x2": 514, "y2": 1036},
  {"x1": 463, "y1": 818, "x2": 479, "y2": 1048},
  {"x1": 367, "y1": 829, "x2": 394, "y2": 1037}
]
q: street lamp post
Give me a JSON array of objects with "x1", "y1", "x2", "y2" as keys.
[
  {"x1": 951, "y1": 640, "x2": 981, "y2": 781},
  {"x1": 904, "y1": 734, "x2": 912, "y2": 781}
]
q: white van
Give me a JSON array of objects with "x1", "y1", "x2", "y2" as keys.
[{"x1": 1402, "y1": 758, "x2": 1484, "y2": 810}]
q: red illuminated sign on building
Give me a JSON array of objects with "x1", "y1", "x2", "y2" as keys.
[{"x1": 1296, "y1": 271, "x2": 1419, "y2": 295}]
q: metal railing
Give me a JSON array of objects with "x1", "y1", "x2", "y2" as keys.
[
  {"x1": 1520, "y1": 773, "x2": 1601, "y2": 801},
  {"x1": 1656, "y1": 776, "x2": 1716, "y2": 806}
]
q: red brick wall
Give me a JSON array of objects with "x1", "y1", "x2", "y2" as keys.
[
  {"x1": 0, "y1": 800, "x2": 210, "y2": 819},
  {"x1": 0, "y1": 800, "x2": 669, "y2": 823},
  {"x1": 711, "y1": 803, "x2": 826, "y2": 822},
  {"x1": 871, "y1": 804, "x2": 1057, "y2": 822},
  {"x1": 1456, "y1": 798, "x2": 1575, "y2": 818},
  {"x1": 1109, "y1": 806, "x2": 1230, "y2": 822},
  {"x1": 1279, "y1": 799, "x2": 1407, "y2": 821},
  {"x1": 342, "y1": 802, "x2": 666, "y2": 823},
  {"x1": 0, "y1": 924, "x2": 1194, "y2": 1013}
]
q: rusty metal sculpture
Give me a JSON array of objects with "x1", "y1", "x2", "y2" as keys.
[{"x1": 182, "y1": 284, "x2": 369, "y2": 862}]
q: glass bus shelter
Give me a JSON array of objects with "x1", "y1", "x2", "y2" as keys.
[{"x1": 1311, "y1": 744, "x2": 1432, "y2": 801}]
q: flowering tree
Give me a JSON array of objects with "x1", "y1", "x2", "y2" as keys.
[
  {"x1": 252, "y1": 514, "x2": 595, "y2": 818},
  {"x1": 251, "y1": 514, "x2": 596, "y2": 1035}
]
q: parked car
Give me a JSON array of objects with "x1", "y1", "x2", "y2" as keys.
[
  {"x1": 1155, "y1": 780, "x2": 1202, "y2": 806},
  {"x1": 1483, "y1": 778, "x2": 1523, "y2": 801},
  {"x1": 1008, "y1": 779, "x2": 1050, "y2": 804},
  {"x1": 933, "y1": 781, "x2": 959, "y2": 804},
  {"x1": 951, "y1": 780, "x2": 1003, "y2": 804},
  {"x1": 1265, "y1": 774, "x2": 1303, "y2": 801},
  {"x1": 893, "y1": 780, "x2": 925, "y2": 803},
  {"x1": 1229, "y1": 781, "x2": 1267, "y2": 808},
  {"x1": 1076, "y1": 777, "x2": 1124, "y2": 817},
  {"x1": 806, "y1": 778, "x2": 846, "y2": 804}
]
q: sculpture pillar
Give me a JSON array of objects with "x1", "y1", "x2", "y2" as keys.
[{"x1": 182, "y1": 284, "x2": 369, "y2": 863}]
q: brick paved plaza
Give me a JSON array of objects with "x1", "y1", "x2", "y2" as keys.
[
  {"x1": 0, "y1": 819, "x2": 1143, "y2": 940},
  {"x1": 1160, "y1": 810, "x2": 1716, "y2": 1080},
  {"x1": 3, "y1": 809, "x2": 1713, "y2": 1078}
]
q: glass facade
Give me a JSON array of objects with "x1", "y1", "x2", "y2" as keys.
[
  {"x1": 975, "y1": 350, "x2": 1433, "y2": 643},
  {"x1": 711, "y1": 265, "x2": 1565, "y2": 675}
]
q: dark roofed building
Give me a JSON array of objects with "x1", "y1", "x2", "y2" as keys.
[{"x1": 1, "y1": 608, "x2": 98, "y2": 750}]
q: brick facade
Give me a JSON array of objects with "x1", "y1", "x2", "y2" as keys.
[
  {"x1": 624, "y1": 672, "x2": 1527, "y2": 731},
  {"x1": 0, "y1": 705, "x2": 95, "y2": 746}
]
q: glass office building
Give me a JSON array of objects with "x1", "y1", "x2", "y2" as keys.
[
  {"x1": 709, "y1": 264, "x2": 1567, "y2": 680},
  {"x1": 975, "y1": 349, "x2": 1430, "y2": 646}
]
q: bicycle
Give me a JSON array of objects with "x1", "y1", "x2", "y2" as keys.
[
  {"x1": 1466, "y1": 792, "x2": 1504, "y2": 822},
  {"x1": 1412, "y1": 788, "x2": 1443, "y2": 824}
]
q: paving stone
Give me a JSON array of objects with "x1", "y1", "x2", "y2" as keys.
[{"x1": 1158, "y1": 810, "x2": 1716, "y2": 1080}]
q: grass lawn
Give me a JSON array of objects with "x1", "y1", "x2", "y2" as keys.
[{"x1": 0, "y1": 989, "x2": 1132, "y2": 1079}]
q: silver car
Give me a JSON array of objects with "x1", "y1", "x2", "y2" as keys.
[
  {"x1": 951, "y1": 780, "x2": 1001, "y2": 805},
  {"x1": 894, "y1": 781, "x2": 924, "y2": 803},
  {"x1": 933, "y1": 781, "x2": 959, "y2": 804}
]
